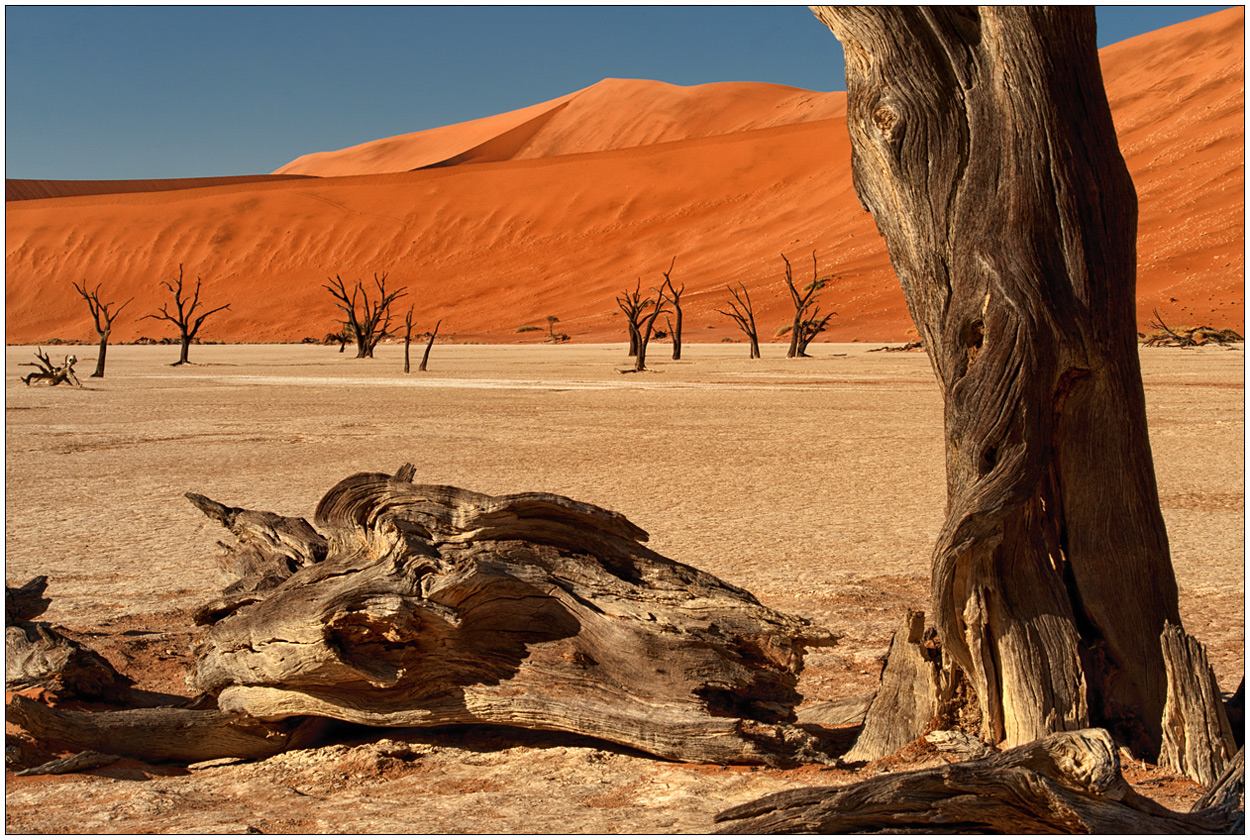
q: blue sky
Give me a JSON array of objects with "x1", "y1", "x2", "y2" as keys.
[{"x1": 4, "y1": 5, "x2": 1233, "y2": 181}]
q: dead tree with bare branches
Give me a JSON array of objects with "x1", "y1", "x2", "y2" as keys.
[
  {"x1": 716, "y1": 283, "x2": 762, "y2": 359},
  {"x1": 140, "y1": 266, "x2": 231, "y2": 366},
  {"x1": 324, "y1": 273, "x2": 407, "y2": 359},
  {"x1": 616, "y1": 281, "x2": 651, "y2": 357},
  {"x1": 617, "y1": 281, "x2": 669, "y2": 372},
  {"x1": 660, "y1": 258, "x2": 685, "y2": 360},
  {"x1": 72, "y1": 281, "x2": 133, "y2": 378},
  {"x1": 782, "y1": 252, "x2": 834, "y2": 357}
]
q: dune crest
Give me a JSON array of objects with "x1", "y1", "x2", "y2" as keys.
[
  {"x1": 275, "y1": 78, "x2": 847, "y2": 177},
  {"x1": 5, "y1": 9, "x2": 1243, "y2": 346}
]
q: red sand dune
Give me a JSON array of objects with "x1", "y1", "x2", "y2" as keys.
[{"x1": 5, "y1": 9, "x2": 1243, "y2": 346}]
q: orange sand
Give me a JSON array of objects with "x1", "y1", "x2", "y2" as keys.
[{"x1": 5, "y1": 9, "x2": 1243, "y2": 345}]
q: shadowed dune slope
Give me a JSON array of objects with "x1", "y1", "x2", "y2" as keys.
[
  {"x1": 5, "y1": 9, "x2": 1243, "y2": 345},
  {"x1": 6, "y1": 174, "x2": 313, "y2": 202}
]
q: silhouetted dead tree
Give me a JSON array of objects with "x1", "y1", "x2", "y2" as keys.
[
  {"x1": 403, "y1": 307, "x2": 415, "y2": 373},
  {"x1": 20, "y1": 349, "x2": 82, "y2": 387},
  {"x1": 72, "y1": 281, "x2": 132, "y2": 378},
  {"x1": 140, "y1": 265, "x2": 231, "y2": 366},
  {"x1": 616, "y1": 281, "x2": 651, "y2": 357},
  {"x1": 782, "y1": 252, "x2": 833, "y2": 357},
  {"x1": 324, "y1": 273, "x2": 407, "y2": 359},
  {"x1": 716, "y1": 283, "x2": 761, "y2": 359},
  {"x1": 617, "y1": 283, "x2": 669, "y2": 372},
  {"x1": 660, "y1": 258, "x2": 684, "y2": 360},
  {"x1": 419, "y1": 319, "x2": 441, "y2": 372}
]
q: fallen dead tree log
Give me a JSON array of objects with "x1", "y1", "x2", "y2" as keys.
[
  {"x1": 183, "y1": 466, "x2": 837, "y2": 766},
  {"x1": 6, "y1": 695, "x2": 297, "y2": 762},
  {"x1": 715, "y1": 728, "x2": 1243, "y2": 833}
]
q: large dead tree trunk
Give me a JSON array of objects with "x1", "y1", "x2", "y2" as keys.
[
  {"x1": 180, "y1": 467, "x2": 836, "y2": 766},
  {"x1": 812, "y1": 6, "x2": 1189, "y2": 759},
  {"x1": 716, "y1": 728, "x2": 1243, "y2": 833}
]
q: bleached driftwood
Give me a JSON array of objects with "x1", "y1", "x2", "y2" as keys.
[
  {"x1": 182, "y1": 466, "x2": 837, "y2": 766},
  {"x1": 716, "y1": 728, "x2": 1242, "y2": 833}
]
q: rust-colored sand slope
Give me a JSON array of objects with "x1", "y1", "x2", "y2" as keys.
[
  {"x1": 5, "y1": 9, "x2": 1243, "y2": 345},
  {"x1": 276, "y1": 79, "x2": 847, "y2": 175}
]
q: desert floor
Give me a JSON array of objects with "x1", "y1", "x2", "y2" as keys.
[{"x1": 5, "y1": 341, "x2": 1244, "y2": 833}]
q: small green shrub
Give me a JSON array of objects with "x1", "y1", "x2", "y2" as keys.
[{"x1": 516, "y1": 325, "x2": 542, "y2": 333}]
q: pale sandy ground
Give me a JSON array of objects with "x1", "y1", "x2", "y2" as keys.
[{"x1": 4, "y1": 341, "x2": 1244, "y2": 833}]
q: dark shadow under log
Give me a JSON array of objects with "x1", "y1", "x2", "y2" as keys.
[
  {"x1": 183, "y1": 467, "x2": 838, "y2": 766},
  {"x1": 715, "y1": 728, "x2": 1242, "y2": 833}
]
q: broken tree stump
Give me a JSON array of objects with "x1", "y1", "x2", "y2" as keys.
[
  {"x1": 1159, "y1": 621, "x2": 1238, "y2": 787},
  {"x1": 20, "y1": 349, "x2": 82, "y2": 387},
  {"x1": 842, "y1": 610, "x2": 943, "y2": 763},
  {"x1": 5, "y1": 577, "x2": 131, "y2": 702},
  {"x1": 715, "y1": 728, "x2": 1242, "y2": 833},
  {"x1": 183, "y1": 467, "x2": 837, "y2": 766}
]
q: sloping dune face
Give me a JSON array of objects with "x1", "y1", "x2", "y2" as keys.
[
  {"x1": 275, "y1": 79, "x2": 846, "y2": 175},
  {"x1": 5, "y1": 9, "x2": 1243, "y2": 345}
]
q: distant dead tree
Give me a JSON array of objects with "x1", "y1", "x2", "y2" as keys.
[
  {"x1": 616, "y1": 281, "x2": 652, "y2": 357},
  {"x1": 545, "y1": 315, "x2": 570, "y2": 343},
  {"x1": 140, "y1": 265, "x2": 231, "y2": 366},
  {"x1": 419, "y1": 319, "x2": 441, "y2": 372},
  {"x1": 72, "y1": 281, "x2": 133, "y2": 378},
  {"x1": 782, "y1": 251, "x2": 834, "y2": 358},
  {"x1": 403, "y1": 307, "x2": 416, "y2": 373},
  {"x1": 658, "y1": 257, "x2": 685, "y2": 360},
  {"x1": 716, "y1": 283, "x2": 761, "y2": 359},
  {"x1": 21, "y1": 349, "x2": 82, "y2": 387},
  {"x1": 617, "y1": 282, "x2": 669, "y2": 372},
  {"x1": 402, "y1": 307, "x2": 442, "y2": 372},
  {"x1": 324, "y1": 272, "x2": 407, "y2": 359}
]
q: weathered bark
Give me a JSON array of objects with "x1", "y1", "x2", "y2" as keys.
[
  {"x1": 6, "y1": 577, "x2": 132, "y2": 701},
  {"x1": 6, "y1": 695, "x2": 297, "y2": 762},
  {"x1": 813, "y1": 6, "x2": 1181, "y2": 756},
  {"x1": 72, "y1": 281, "x2": 132, "y2": 378},
  {"x1": 184, "y1": 492, "x2": 327, "y2": 625},
  {"x1": 716, "y1": 284, "x2": 761, "y2": 359},
  {"x1": 20, "y1": 349, "x2": 82, "y2": 387},
  {"x1": 15, "y1": 749, "x2": 121, "y2": 777},
  {"x1": 842, "y1": 611, "x2": 943, "y2": 763},
  {"x1": 1159, "y1": 622, "x2": 1238, "y2": 787},
  {"x1": 184, "y1": 467, "x2": 836, "y2": 765},
  {"x1": 716, "y1": 728, "x2": 1241, "y2": 833}
]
